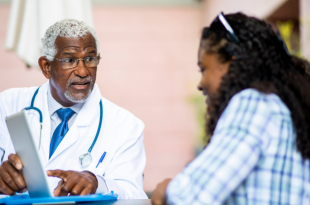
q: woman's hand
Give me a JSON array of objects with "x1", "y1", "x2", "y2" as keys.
[{"x1": 151, "y1": 178, "x2": 171, "y2": 205}]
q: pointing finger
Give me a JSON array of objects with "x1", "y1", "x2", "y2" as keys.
[{"x1": 47, "y1": 170, "x2": 69, "y2": 181}]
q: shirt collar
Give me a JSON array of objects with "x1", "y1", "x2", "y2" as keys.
[{"x1": 47, "y1": 88, "x2": 84, "y2": 117}]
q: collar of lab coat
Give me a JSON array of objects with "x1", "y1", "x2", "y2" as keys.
[
  {"x1": 47, "y1": 88, "x2": 84, "y2": 117},
  {"x1": 34, "y1": 81, "x2": 102, "y2": 164}
]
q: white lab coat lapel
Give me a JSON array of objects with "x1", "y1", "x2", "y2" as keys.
[{"x1": 48, "y1": 85, "x2": 101, "y2": 164}]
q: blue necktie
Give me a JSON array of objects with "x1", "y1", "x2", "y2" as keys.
[{"x1": 49, "y1": 108, "x2": 75, "y2": 159}]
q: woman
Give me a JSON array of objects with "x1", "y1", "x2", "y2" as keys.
[{"x1": 151, "y1": 12, "x2": 310, "y2": 205}]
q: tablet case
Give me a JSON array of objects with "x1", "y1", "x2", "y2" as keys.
[
  {"x1": 0, "y1": 192, "x2": 118, "y2": 204},
  {"x1": 6, "y1": 110, "x2": 53, "y2": 198}
]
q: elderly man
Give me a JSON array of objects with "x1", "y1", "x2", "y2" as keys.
[{"x1": 0, "y1": 19, "x2": 147, "y2": 199}]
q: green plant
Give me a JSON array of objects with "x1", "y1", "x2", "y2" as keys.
[{"x1": 188, "y1": 93, "x2": 208, "y2": 153}]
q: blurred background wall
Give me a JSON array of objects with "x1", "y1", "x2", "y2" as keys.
[{"x1": 0, "y1": 0, "x2": 309, "y2": 194}]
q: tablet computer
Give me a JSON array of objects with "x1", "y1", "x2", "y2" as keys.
[{"x1": 5, "y1": 110, "x2": 53, "y2": 198}]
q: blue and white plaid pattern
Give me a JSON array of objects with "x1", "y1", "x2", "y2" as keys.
[{"x1": 166, "y1": 89, "x2": 310, "y2": 205}]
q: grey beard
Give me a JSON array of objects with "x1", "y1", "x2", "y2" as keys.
[{"x1": 64, "y1": 77, "x2": 94, "y2": 103}]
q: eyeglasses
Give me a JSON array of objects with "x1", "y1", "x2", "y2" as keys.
[
  {"x1": 215, "y1": 12, "x2": 239, "y2": 43},
  {"x1": 48, "y1": 53, "x2": 101, "y2": 69}
]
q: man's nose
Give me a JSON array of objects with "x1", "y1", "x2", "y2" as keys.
[{"x1": 74, "y1": 60, "x2": 88, "y2": 77}]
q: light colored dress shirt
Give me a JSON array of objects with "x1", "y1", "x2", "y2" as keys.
[
  {"x1": 167, "y1": 88, "x2": 310, "y2": 205},
  {"x1": 47, "y1": 89, "x2": 108, "y2": 194},
  {"x1": 47, "y1": 89, "x2": 83, "y2": 140}
]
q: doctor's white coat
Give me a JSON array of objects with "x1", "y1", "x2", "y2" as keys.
[{"x1": 0, "y1": 81, "x2": 147, "y2": 199}]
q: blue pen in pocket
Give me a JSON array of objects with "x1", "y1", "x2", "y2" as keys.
[{"x1": 96, "y1": 151, "x2": 107, "y2": 168}]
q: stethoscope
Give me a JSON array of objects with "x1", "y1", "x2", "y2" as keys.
[{"x1": 24, "y1": 87, "x2": 103, "y2": 168}]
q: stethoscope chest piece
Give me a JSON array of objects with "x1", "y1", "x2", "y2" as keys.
[{"x1": 79, "y1": 153, "x2": 92, "y2": 168}]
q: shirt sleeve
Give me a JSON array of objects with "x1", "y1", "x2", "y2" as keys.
[
  {"x1": 95, "y1": 175, "x2": 108, "y2": 194},
  {"x1": 87, "y1": 111, "x2": 147, "y2": 199},
  {"x1": 166, "y1": 89, "x2": 273, "y2": 205},
  {"x1": 101, "y1": 131, "x2": 147, "y2": 199},
  {"x1": 82, "y1": 111, "x2": 146, "y2": 198}
]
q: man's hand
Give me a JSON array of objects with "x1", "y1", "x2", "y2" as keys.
[
  {"x1": 0, "y1": 154, "x2": 26, "y2": 195},
  {"x1": 47, "y1": 170, "x2": 98, "y2": 196},
  {"x1": 151, "y1": 178, "x2": 171, "y2": 205}
]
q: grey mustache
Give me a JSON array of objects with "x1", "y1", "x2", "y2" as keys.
[{"x1": 67, "y1": 76, "x2": 94, "y2": 86}]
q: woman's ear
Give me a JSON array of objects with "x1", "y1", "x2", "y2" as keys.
[{"x1": 38, "y1": 56, "x2": 52, "y2": 79}]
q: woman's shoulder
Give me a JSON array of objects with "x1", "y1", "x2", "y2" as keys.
[
  {"x1": 215, "y1": 89, "x2": 293, "y2": 149},
  {"x1": 228, "y1": 88, "x2": 290, "y2": 116},
  {"x1": 233, "y1": 88, "x2": 279, "y2": 101},
  {"x1": 217, "y1": 88, "x2": 292, "y2": 135}
]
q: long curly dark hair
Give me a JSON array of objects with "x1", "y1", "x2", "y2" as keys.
[{"x1": 201, "y1": 12, "x2": 310, "y2": 159}]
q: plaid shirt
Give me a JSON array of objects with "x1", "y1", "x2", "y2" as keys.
[{"x1": 167, "y1": 89, "x2": 310, "y2": 205}]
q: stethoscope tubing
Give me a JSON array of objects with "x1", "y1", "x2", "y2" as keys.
[
  {"x1": 88, "y1": 98, "x2": 103, "y2": 153},
  {"x1": 23, "y1": 87, "x2": 103, "y2": 156},
  {"x1": 24, "y1": 87, "x2": 43, "y2": 123}
]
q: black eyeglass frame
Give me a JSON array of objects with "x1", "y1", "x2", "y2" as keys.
[
  {"x1": 46, "y1": 53, "x2": 102, "y2": 69},
  {"x1": 214, "y1": 12, "x2": 239, "y2": 43}
]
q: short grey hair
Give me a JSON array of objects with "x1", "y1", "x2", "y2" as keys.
[{"x1": 41, "y1": 19, "x2": 100, "y2": 61}]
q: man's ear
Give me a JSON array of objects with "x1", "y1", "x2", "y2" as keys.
[{"x1": 39, "y1": 56, "x2": 52, "y2": 79}]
